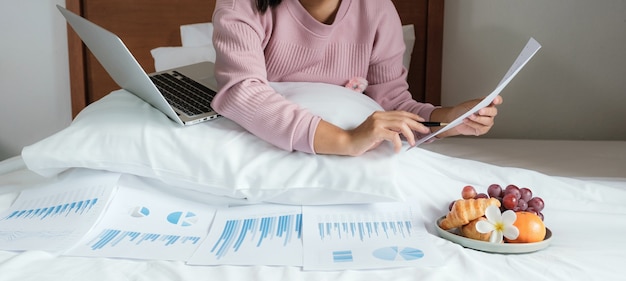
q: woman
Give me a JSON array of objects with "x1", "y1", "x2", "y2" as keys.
[{"x1": 211, "y1": 0, "x2": 502, "y2": 156}]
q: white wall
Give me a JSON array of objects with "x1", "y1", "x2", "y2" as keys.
[
  {"x1": 0, "y1": 1, "x2": 72, "y2": 161},
  {"x1": 442, "y1": 0, "x2": 626, "y2": 140}
]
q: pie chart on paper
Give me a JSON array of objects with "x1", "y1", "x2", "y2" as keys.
[
  {"x1": 129, "y1": 206, "x2": 150, "y2": 217},
  {"x1": 167, "y1": 211, "x2": 198, "y2": 227},
  {"x1": 372, "y1": 246, "x2": 424, "y2": 261}
]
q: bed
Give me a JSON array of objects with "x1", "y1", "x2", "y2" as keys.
[{"x1": 1, "y1": 0, "x2": 626, "y2": 280}]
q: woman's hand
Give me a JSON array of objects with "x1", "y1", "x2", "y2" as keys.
[
  {"x1": 313, "y1": 96, "x2": 503, "y2": 156},
  {"x1": 432, "y1": 95, "x2": 503, "y2": 138},
  {"x1": 314, "y1": 111, "x2": 431, "y2": 156}
]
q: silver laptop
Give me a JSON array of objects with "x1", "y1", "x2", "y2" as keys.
[{"x1": 57, "y1": 5, "x2": 220, "y2": 126}]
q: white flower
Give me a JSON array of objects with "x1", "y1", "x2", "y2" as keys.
[{"x1": 475, "y1": 205, "x2": 519, "y2": 243}]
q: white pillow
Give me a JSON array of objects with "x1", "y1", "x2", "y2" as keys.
[
  {"x1": 402, "y1": 24, "x2": 416, "y2": 72},
  {"x1": 162, "y1": 23, "x2": 416, "y2": 72},
  {"x1": 150, "y1": 46, "x2": 216, "y2": 72},
  {"x1": 22, "y1": 83, "x2": 404, "y2": 205},
  {"x1": 180, "y1": 22, "x2": 214, "y2": 47}
]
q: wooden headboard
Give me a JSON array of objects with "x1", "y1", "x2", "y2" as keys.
[{"x1": 65, "y1": 0, "x2": 444, "y2": 117}]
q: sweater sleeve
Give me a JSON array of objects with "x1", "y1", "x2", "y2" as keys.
[
  {"x1": 364, "y1": 1, "x2": 436, "y2": 120},
  {"x1": 211, "y1": 1, "x2": 319, "y2": 153}
]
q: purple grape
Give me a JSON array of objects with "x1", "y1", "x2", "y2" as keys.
[
  {"x1": 517, "y1": 198, "x2": 528, "y2": 211},
  {"x1": 502, "y1": 193, "x2": 518, "y2": 210},
  {"x1": 475, "y1": 193, "x2": 489, "y2": 199},
  {"x1": 528, "y1": 197, "x2": 545, "y2": 212},
  {"x1": 504, "y1": 185, "x2": 521, "y2": 200},
  {"x1": 487, "y1": 184, "x2": 502, "y2": 198},
  {"x1": 449, "y1": 200, "x2": 456, "y2": 211},
  {"x1": 505, "y1": 184, "x2": 519, "y2": 192},
  {"x1": 519, "y1": 187, "x2": 533, "y2": 202},
  {"x1": 462, "y1": 185, "x2": 477, "y2": 199}
]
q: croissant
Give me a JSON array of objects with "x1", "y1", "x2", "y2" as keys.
[
  {"x1": 439, "y1": 198, "x2": 501, "y2": 230},
  {"x1": 460, "y1": 217, "x2": 491, "y2": 241}
]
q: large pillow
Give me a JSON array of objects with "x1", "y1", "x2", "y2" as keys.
[
  {"x1": 402, "y1": 24, "x2": 416, "y2": 72},
  {"x1": 151, "y1": 23, "x2": 416, "y2": 72},
  {"x1": 22, "y1": 82, "x2": 404, "y2": 205},
  {"x1": 180, "y1": 22, "x2": 214, "y2": 47},
  {"x1": 150, "y1": 46, "x2": 216, "y2": 72}
]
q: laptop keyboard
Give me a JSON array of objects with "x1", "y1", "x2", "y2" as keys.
[{"x1": 150, "y1": 71, "x2": 216, "y2": 116}]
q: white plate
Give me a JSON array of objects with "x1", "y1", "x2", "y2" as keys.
[{"x1": 435, "y1": 216, "x2": 552, "y2": 254}]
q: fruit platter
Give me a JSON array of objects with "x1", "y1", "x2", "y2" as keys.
[{"x1": 435, "y1": 184, "x2": 552, "y2": 254}]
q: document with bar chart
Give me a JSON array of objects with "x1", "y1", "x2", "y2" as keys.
[
  {"x1": 66, "y1": 183, "x2": 218, "y2": 261},
  {"x1": 301, "y1": 201, "x2": 443, "y2": 270},
  {"x1": 186, "y1": 204, "x2": 303, "y2": 266},
  {"x1": 0, "y1": 170, "x2": 120, "y2": 252}
]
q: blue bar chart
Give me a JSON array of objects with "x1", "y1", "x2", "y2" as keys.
[
  {"x1": 65, "y1": 184, "x2": 217, "y2": 262},
  {"x1": 317, "y1": 219, "x2": 412, "y2": 241},
  {"x1": 187, "y1": 204, "x2": 303, "y2": 266},
  {"x1": 210, "y1": 213, "x2": 302, "y2": 260},
  {"x1": 88, "y1": 228, "x2": 202, "y2": 250},
  {"x1": 302, "y1": 202, "x2": 443, "y2": 270},
  {"x1": 2, "y1": 198, "x2": 100, "y2": 221},
  {"x1": 0, "y1": 171, "x2": 120, "y2": 252}
]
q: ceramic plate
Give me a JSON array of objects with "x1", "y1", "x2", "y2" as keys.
[{"x1": 435, "y1": 216, "x2": 552, "y2": 254}]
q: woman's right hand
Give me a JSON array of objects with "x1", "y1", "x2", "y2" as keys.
[{"x1": 314, "y1": 111, "x2": 430, "y2": 156}]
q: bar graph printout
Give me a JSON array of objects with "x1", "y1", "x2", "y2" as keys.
[
  {"x1": 66, "y1": 182, "x2": 218, "y2": 261},
  {"x1": 187, "y1": 204, "x2": 303, "y2": 266},
  {"x1": 302, "y1": 201, "x2": 443, "y2": 270},
  {"x1": 0, "y1": 170, "x2": 120, "y2": 252}
]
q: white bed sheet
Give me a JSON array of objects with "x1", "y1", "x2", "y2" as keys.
[
  {"x1": 1, "y1": 139, "x2": 626, "y2": 281},
  {"x1": 421, "y1": 138, "x2": 626, "y2": 179}
]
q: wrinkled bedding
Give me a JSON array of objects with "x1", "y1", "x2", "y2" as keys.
[{"x1": 1, "y1": 139, "x2": 625, "y2": 280}]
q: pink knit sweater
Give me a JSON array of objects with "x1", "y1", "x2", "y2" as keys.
[{"x1": 211, "y1": 0, "x2": 435, "y2": 153}]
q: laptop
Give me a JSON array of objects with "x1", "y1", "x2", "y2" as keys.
[{"x1": 57, "y1": 5, "x2": 220, "y2": 126}]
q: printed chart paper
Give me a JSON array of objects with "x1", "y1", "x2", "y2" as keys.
[
  {"x1": 302, "y1": 202, "x2": 443, "y2": 270},
  {"x1": 67, "y1": 183, "x2": 218, "y2": 261},
  {"x1": 0, "y1": 170, "x2": 120, "y2": 252},
  {"x1": 412, "y1": 37, "x2": 542, "y2": 147},
  {"x1": 0, "y1": 172, "x2": 445, "y2": 270},
  {"x1": 187, "y1": 204, "x2": 303, "y2": 266}
]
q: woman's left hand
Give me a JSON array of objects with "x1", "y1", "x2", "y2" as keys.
[{"x1": 433, "y1": 95, "x2": 503, "y2": 138}]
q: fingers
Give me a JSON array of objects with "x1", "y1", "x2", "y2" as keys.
[
  {"x1": 463, "y1": 115, "x2": 493, "y2": 135},
  {"x1": 456, "y1": 96, "x2": 503, "y2": 136},
  {"x1": 349, "y1": 111, "x2": 429, "y2": 154},
  {"x1": 473, "y1": 95, "x2": 502, "y2": 123},
  {"x1": 384, "y1": 130, "x2": 403, "y2": 153},
  {"x1": 371, "y1": 111, "x2": 429, "y2": 146},
  {"x1": 478, "y1": 97, "x2": 501, "y2": 117},
  {"x1": 476, "y1": 106, "x2": 498, "y2": 120},
  {"x1": 462, "y1": 105, "x2": 498, "y2": 135},
  {"x1": 490, "y1": 95, "x2": 503, "y2": 106}
]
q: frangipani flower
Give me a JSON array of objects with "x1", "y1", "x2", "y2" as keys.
[{"x1": 476, "y1": 205, "x2": 519, "y2": 243}]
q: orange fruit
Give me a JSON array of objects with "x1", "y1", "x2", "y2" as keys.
[{"x1": 506, "y1": 211, "x2": 546, "y2": 243}]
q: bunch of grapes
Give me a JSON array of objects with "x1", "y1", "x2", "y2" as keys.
[{"x1": 457, "y1": 184, "x2": 545, "y2": 220}]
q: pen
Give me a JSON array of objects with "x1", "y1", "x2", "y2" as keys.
[{"x1": 420, "y1": 122, "x2": 449, "y2": 127}]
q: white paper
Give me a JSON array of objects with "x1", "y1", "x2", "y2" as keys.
[
  {"x1": 0, "y1": 170, "x2": 120, "y2": 253},
  {"x1": 66, "y1": 183, "x2": 218, "y2": 261},
  {"x1": 412, "y1": 37, "x2": 542, "y2": 147},
  {"x1": 301, "y1": 201, "x2": 443, "y2": 270},
  {"x1": 187, "y1": 204, "x2": 303, "y2": 266}
]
